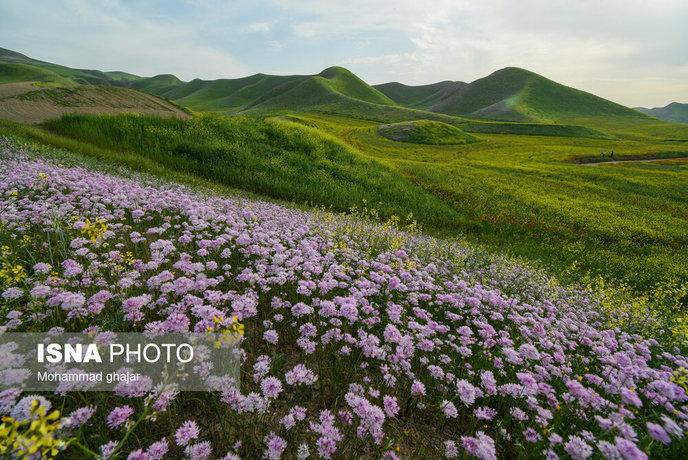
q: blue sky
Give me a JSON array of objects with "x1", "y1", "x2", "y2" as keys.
[{"x1": 1, "y1": 0, "x2": 686, "y2": 107}]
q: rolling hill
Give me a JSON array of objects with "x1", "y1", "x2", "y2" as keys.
[
  {"x1": 377, "y1": 67, "x2": 649, "y2": 123},
  {"x1": 636, "y1": 102, "x2": 688, "y2": 123}
]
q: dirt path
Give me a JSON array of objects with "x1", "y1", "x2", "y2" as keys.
[{"x1": 581, "y1": 156, "x2": 688, "y2": 166}]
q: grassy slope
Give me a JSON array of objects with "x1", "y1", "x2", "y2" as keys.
[
  {"x1": 1, "y1": 47, "x2": 122, "y2": 86},
  {"x1": 149, "y1": 66, "x2": 397, "y2": 114},
  {"x1": 0, "y1": 48, "x2": 631, "y2": 139},
  {"x1": 129, "y1": 74, "x2": 184, "y2": 95},
  {"x1": 2, "y1": 109, "x2": 687, "y2": 307},
  {"x1": 0, "y1": 62, "x2": 73, "y2": 84},
  {"x1": 0, "y1": 84, "x2": 189, "y2": 124}
]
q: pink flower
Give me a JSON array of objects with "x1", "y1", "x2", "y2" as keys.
[
  {"x1": 175, "y1": 420, "x2": 200, "y2": 446},
  {"x1": 106, "y1": 405, "x2": 133, "y2": 429}
]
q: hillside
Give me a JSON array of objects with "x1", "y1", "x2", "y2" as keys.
[
  {"x1": 0, "y1": 47, "x2": 675, "y2": 137},
  {"x1": 0, "y1": 47, "x2": 117, "y2": 85},
  {"x1": 380, "y1": 67, "x2": 649, "y2": 123},
  {"x1": 0, "y1": 83, "x2": 188, "y2": 123},
  {"x1": 636, "y1": 102, "x2": 688, "y2": 123},
  {"x1": 2, "y1": 141, "x2": 686, "y2": 458}
]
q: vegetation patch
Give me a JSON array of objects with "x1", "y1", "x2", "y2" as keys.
[{"x1": 377, "y1": 120, "x2": 478, "y2": 145}]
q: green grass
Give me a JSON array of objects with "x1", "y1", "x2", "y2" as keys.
[
  {"x1": 35, "y1": 113, "x2": 462, "y2": 230},
  {"x1": 461, "y1": 120, "x2": 613, "y2": 139},
  {"x1": 2, "y1": 109, "x2": 688, "y2": 314},
  {"x1": 378, "y1": 120, "x2": 478, "y2": 145}
]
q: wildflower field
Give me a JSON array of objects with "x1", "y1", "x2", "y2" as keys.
[{"x1": 1, "y1": 138, "x2": 687, "y2": 459}]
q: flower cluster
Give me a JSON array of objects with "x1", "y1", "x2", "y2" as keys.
[{"x1": 1, "y1": 150, "x2": 687, "y2": 458}]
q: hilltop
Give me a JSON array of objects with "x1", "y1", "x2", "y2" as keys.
[{"x1": 636, "y1": 102, "x2": 688, "y2": 123}]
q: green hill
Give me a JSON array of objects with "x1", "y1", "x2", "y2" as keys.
[
  {"x1": 381, "y1": 67, "x2": 649, "y2": 123},
  {"x1": 636, "y1": 102, "x2": 688, "y2": 123},
  {"x1": 377, "y1": 120, "x2": 478, "y2": 144},
  {"x1": 104, "y1": 71, "x2": 143, "y2": 82},
  {"x1": 316, "y1": 66, "x2": 395, "y2": 105},
  {"x1": 0, "y1": 47, "x2": 116, "y2": 85},
  {"x1": 0, "y1": 62, "x2": 72, "y2": 84},
  {"x1": 0, "y1": 47, "x2": 669, "y2": 137}
]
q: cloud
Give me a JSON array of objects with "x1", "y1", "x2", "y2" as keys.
[
  {"x1": 0, "y1": 0, "x2": 685, "y2": 106},
  {"x1": 242, "y1": 21, "x2": 273, "y2": 33},
  {"x1": 343, "y1": 53, "x2": 418, "y2": 66}
]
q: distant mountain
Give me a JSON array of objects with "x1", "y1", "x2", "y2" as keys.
[
  {"x1": 0, "y1": 46, "x2": 654, "y2": 126},
  {"x1": 379, "y1": 67, "x2": 647, "y2": 123},
  {"x1": 635, "y1": 102, "x2": 688, "y2": 123}
]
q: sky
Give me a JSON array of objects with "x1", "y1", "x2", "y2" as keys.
[{"x1": 1, "y1": 0, "x2": 686, "y2": 108}]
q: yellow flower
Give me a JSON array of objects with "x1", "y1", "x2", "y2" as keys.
[
  {"x1": 81, "y1": 218, "x2": 108, "y2": 243},
  {"x1": 0, "y1": 263, "x2": 26, "y2": 285},
  {"x1": 211, "y1": 315, "x2": 245, "y2": 348},
  {"x1": 123, "y1": 251, "x2": 135, "y2": 266},
  {"x1": 0, "y1": 401, "x2": 64, "y2": 459}
]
